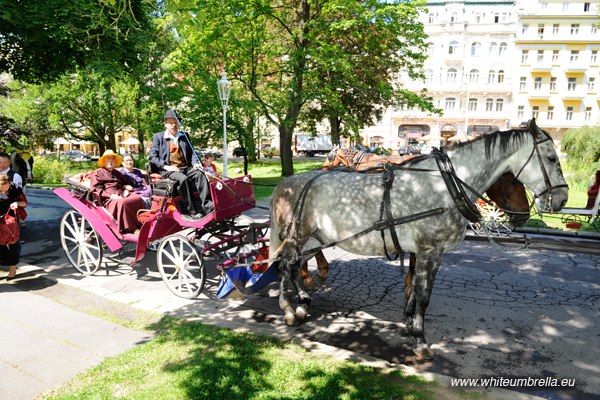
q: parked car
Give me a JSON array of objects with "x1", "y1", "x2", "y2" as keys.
[
  {"x1": 64, "y1": 150, "x2": 91, "y2": 161},
  {"x1": 233, "y1": 147, "x2": 246, "y2": 157},
  {"x1": 262, "y1": 147, "x2": 280, "y2": 158},
  {"x1": 196, "y1": 148, "x2": 222, "y2": 159},
  {"x1": 398, "y1": 145, "x2": 422, "y2": 156}
]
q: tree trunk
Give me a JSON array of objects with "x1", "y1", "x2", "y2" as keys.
[
  {"x1": 329, "y1": 113, "x2": 341, "y2": 146},
  {"x1": 280, "y1": 123, "x2": 295, "y2": 177}
]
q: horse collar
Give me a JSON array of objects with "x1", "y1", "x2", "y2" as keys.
[{"x1": 431, "y1": 147, "x2": 482, "y2": 223}]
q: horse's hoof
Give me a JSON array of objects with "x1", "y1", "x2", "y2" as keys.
[
  {"x1": 295, "y1": 305, "x2": 309, "y2": 321},
  {"x1": 283, "y1": 312, "x2": 298, "y2": 326},
  {"x1": 413, "y1": 344, "x2": 434, "y2": 360}
]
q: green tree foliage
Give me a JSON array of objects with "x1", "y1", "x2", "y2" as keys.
[
  {"x1": 0, "y1": 0, "x2": 155, "y2": 83},
  {"x1": 166, "y1": 0, "x2": 430, "y2": 176},
  {"x1": 2, "y1": 72, "x2": 139, "y2": 153},
  {"x1": 562, "y1": 125, "x2": 600, "y2": 176}
]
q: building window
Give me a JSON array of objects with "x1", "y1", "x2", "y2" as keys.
[
  {"x1": 494, "y1": 14, "x2": 499, "y2": 23},
  {"x1": 488, "y1": 70, "x2": 496, "y2": 84},
  {"x1": 447, "y1": 68, "x2": 457, "y2": 82},
  {"x1": 475, "y1": 13, "x2": 481, "y2": 24},
  {"x1": 520, "y1": 76, "x2": 527, "y2": 91},
  {"x1": 585, "y1": 107, "x2": 592, "y2": 120},
  {"x1": 424, "y1": 69, "x2": 433, "y2": 84},
  {"x1": 552, "y1": 50, "x2": 560, "y2": 62},
  {"x1": 486, "y1": 98, "x2": 494, "y2": 111},
  {"x1": 445, "y1": 97, "x2": 456, "y2": 111},
  {"x1": 540, "y1": 2, "x2": 548, "y2": 11},
  {"x1": 563, "y1": 2, "x2": 569, "y2": 12},
  {"x1": 588, "y1": 77, "x2": 596, "y2": 91},
  {"x1": 468, "y1": 98, "x2": 478, "y2": 111},
  {"x1": 499, "y1": 42, "x2": 507, "y2": 56},
  {"x1": 532, "y1": 106, "x2": 540, "y2": 119},
  {"x1": 547, "y1": 106, "x2": 554, "y2": 120},
  {"x1": 592, "y1": 50, "x2": 598, "y2": 64},
  {"x1": 489, "y1": 42, "x2": 497, "y2": 56},
  {"x1": 534, "y1": 77, "x2": 542, "y2": 90},
  {"x1": 498, "y1": 70, "x2": 505, "y2": 83},
  {"x1": 449, "y1": 41, "x2": 459, "y2": 55},
  {"x1": 496, "y1": 99, "x2": 504, "y2": 112},
  {"x1": 550, "y1": 77, "x2": 557, "y2": 91},
  {"x1": 537, "y1": 50, "x2": 544, "y2": 63},
  {"x1": 471, "y1": 42, "x2": 481, "y2": 56},
  {"x1": 568, "y1": 77, "x2": 577, "y2": 91},
  {"x1": 570, "y1": 50, "x2": 579, "y2": 62},
  {"x1": 584, "y1": 2, "x2": 591, "y2": 12},
  {"x1": 450, "y1": 13, "x2": 458, "y2": 24},
  {"x1": 469, "y1": 69, "x2": 479, "y2": 83},
  {"x1": 571, "y1": 24, "x2": 579, "y2": 35},
  {"x1": 426, "y1": 43, "x2": 434, "y2": 56},
  {"x1": 538, "y1": 24, "x2": 545, "y2": 38},
  {"x1": 566, "y1": 106, "x2": 573, "y2": 120},
  {"x1": 521, "y1": 50, "x2": 529, "y2": 63},
  {"x1": 518, "y1": 106, "x2": 524, "y2": 119},
  {"x1": 522, "y1": 24, "x2": 529, "y2": 35},
  {"x1": 429, "y1": 13, "x2": 435, "y2": 23},
  {"x1": 553, "y1": 24, "x2": 559, "y2": 35},
  {"x1": 593, "y1": 26, "x2": 598, "y2": 35}
]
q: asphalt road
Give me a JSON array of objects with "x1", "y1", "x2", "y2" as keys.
[{"x1": 17, "y1": 187, "x2": 600, "y2": 400}]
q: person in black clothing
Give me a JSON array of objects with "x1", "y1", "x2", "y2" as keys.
[
  {"x1": 0, "y1": 173, "x2": 27, "y2": 280},
  {"x1": 149, "y1": 110, "x2": 212, "y2": 221}
]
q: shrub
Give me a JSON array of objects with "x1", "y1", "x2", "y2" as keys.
[
  {"x1": 32, "y1": 156, "x2": 70, "y2": 184},
  {"x1": 561, "y1": 126, "x2": 600, "y2": 189}
]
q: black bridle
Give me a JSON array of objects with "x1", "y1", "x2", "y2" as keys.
[{"x1": 513, "y1": 134, "x2": 569, "y2": 209}]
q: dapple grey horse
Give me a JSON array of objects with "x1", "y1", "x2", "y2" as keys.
[{"x1": 269, "y1": 119, "x2": 568, "y2": 359}]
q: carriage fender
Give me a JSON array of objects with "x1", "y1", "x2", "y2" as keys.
[{"x1": 54, "y1": 187, "x2": 123, "y2": 252}]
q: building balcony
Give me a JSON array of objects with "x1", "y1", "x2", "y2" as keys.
[
  {"x1": 562, "y1": 89, "x2": 587, "y2": 100},
  {"x1": 528, "y1": 91, "x2": 551, "y2": 100},
  {"x1": 530, "y1": 64, "x2": 553, "y2": 73},
  {"x1": 564, "y1": 65, "x2": 587, "y2": 74}
]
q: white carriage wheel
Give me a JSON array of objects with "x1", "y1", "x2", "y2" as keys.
[
  {"x1": 470, "y1": 200, "x2": 514, "y2": 237},
  {"x1": 157, "y1": 235, "x2": 206, "y2": 299},
  {"x1": 60, "y1": 210, "x2": 103, "y2": 275}
]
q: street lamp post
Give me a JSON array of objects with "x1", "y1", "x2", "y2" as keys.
[{"x1": 217, "y1": 72, "x2": 232, "y2": 176}]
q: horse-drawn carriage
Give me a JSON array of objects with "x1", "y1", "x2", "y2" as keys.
[{"x1": 53, "y1": 172, "x2": 274, "y2": 299}]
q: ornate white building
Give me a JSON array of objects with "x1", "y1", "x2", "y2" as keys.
[{"x1": 359, "y1": 0, "x2": 600, "y2": 150}]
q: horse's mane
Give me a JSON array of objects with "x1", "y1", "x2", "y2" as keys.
[{"x1": 447, "y1": 125, "x2": 553, "y2": 158}]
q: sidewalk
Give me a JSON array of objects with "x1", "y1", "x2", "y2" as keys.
[{"x1": 0, "y1": 275, "x2": 151, "y2": 400}]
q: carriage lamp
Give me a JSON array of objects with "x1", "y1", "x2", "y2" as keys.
[{"x1": 217, "y1": 72, "x2": 232, "y2": 176}]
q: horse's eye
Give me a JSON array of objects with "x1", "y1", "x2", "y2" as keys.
[{"x1": 548, "y1": 156, "x2": 557, "y2": 163}]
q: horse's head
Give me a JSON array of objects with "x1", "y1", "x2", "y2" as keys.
[
  {"x1": 512, "y1": 119, "x2": 568, "y2": 212},
  {"x1": 323, "y1": 150, "x2": 338, "y2": 167},
  {"x1": 486, "y1": 173, "x2": 530, "y2": 227}
]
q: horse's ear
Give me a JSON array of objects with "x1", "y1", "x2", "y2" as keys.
[{"x1": 527, "y1": 118, "x2": 543, "y2": 139}]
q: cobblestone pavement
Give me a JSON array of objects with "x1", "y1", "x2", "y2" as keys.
[
  {"x1": 240, "y1": 240, "x2": 600, "y2": 400},
  {"x1": 15, "y1": 189, "x2": 600, "y2": 400}
]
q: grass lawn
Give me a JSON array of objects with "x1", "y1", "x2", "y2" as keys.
[{"x1": 43, "y1": 316, "x2": 480, "y2": 400}]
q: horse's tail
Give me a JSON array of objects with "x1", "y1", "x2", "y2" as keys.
[{"x1": 269, "y1": 200, "x2": 283, "y2": 261}]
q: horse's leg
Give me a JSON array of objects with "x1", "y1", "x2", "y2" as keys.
[
  {"x1": 290, "y1": 260, "x2": 312, "y2": 321},
  {"x1": 299, "y1": 261, "x2": 315, "y2": 288},
  {"x1": 404, "y1": 253, "x2": 417, "y2": 302},
  {"x1": 278, "y1": 246, "x2": 301, "y2": 326},
  {"x1": 315, "y1": 250, "x2": 329, "y2": 283},
  {"x1": 408, "y1": 251, "x2": 442, "y2": 360}
]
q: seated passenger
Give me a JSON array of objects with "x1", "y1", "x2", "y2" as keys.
[
  {"x1": 90, "y1": 150, "x2": 145, "y2": 234},
  {"x1": 149, "y1": 109, "x2": 212, "y2": 221},
  {"x1": 203, "y1": 152, "x2": 218, "y2": 173},
  {"x1": 118, "y1": 153, "x2": 152, "y2": 208}
]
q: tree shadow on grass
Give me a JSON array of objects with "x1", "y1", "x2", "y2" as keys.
[{"x1": 148, "y1": 316, "x2": 435, "y2": 400}]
